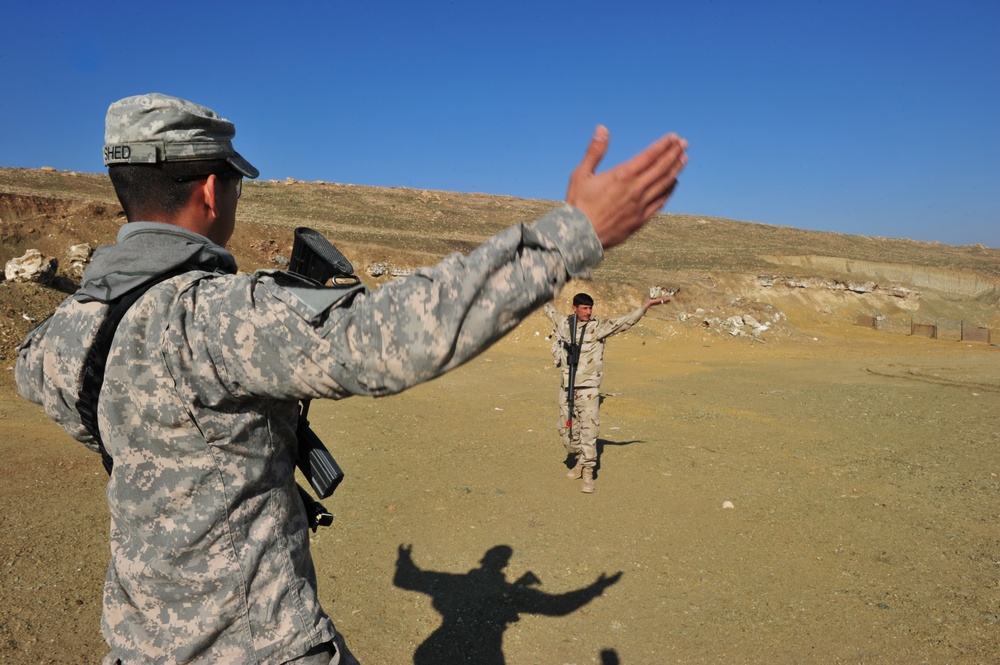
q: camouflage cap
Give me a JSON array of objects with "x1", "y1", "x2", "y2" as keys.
[{"x1": 103, "y1": 93, "x2": 259, "y2": 178}]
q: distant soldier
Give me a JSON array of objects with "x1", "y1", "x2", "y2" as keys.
[
  {"x1": 545, "y1": 293, "x2": 670, "y2": 492},
  {"x1": 16, "y1": 93, "x2": 686, "y2": 663}
]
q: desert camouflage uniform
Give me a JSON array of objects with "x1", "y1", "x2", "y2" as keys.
[
  {"x1": 17, "y1": 204, "x2": 601, "y2": 664},
  {"x1": 544, "y1": 303, "x2": 648, "y2": 467}
]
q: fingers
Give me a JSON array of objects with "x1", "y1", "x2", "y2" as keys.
[
  {"x1": 642, "y1": 180, "x2": 678, "y2": 220},
  {"x1": 566, "y1": 126, "x2": 688, "y2": 249},
  {"x1": 575, "y1": 125, "x2": 610, "y2": 176},
  {"x1": 619, "y1": 133, "x2": 681, "y2": 176},
  {"x1": 595, "y1": 133, "x2": 686, "y2": 225},
  {"x1": 617, "y1": 133, "x2": 687, "y2": 186},
  {"x1": 638, "y1": 159, "x2": 684, "y2": 219},
  {"x1": 630, "y1": 135, "x2": 688, "y2": 210}
]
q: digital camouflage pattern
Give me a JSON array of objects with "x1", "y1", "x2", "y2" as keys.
[
  {"x1": 103, "y1": 93, "x2": 259, "y2": 178},
  {"x1": 16, "y1": 204, "x2": 601, "y2": 664},
  {"x1": 544, "y1": 303, "x2": 648, "y2": 466}
]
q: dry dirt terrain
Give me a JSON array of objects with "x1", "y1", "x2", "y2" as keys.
[{"x1": 2, "y1": 168, "x2": 999, "y2": 664}]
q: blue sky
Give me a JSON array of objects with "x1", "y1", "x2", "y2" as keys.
[{"x1": 3, "y1": 1, "x2": 998, "y2": 247}]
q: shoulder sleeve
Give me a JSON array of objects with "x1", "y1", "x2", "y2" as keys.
[
  {"x1": 15, "y1": 298, "x2": 108, "y2": 450},
  {"x1": 175, "y1": 205, "x2": 602, "y2": 400},
  {"x1": 591, "y1": 305, "x2": 647, "y2": 340},
  {"x1": 15, "y1": 316, "x2": 51, "y2": 405},
  {"x1": 543, "y1": 303, "x2": 566, "y2": 332}
]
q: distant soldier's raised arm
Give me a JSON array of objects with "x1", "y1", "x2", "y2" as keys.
[{"x1": 543, "y1": 302, "x2": 565, "y2": 329}]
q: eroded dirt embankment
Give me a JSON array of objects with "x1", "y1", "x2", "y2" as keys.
[{"x1": 764, "y1": 253, "x2": 1000, "y2": 297}]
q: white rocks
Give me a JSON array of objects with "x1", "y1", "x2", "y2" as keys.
[
  {"x1": 366, "y1": 262, "x2": 414, "y2": 278},
  {"x1": 648, "y1": 285, "x2": 678, "y2": 299},
  {"x1": 720, "y1": 314, "x2": 770, "y2": 339},
  {"x1": 5, "y1": 249, "x2": 57, "y2": 284},
  {"x1": 759, "y1": 274, "x2": 920, "y2": 300},
  {"x1": 66, "y1": 243, "x2": 93, "y2": 279}
]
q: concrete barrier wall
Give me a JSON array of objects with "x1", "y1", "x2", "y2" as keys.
[
  {"x1": 911, "y1": 322, "x2": 937, "y2": 339},
  {"x1": 866, "y1": 316, "x2": 992, "y2": 344},
  {"x1": 962, "y1": 326, "x2": 991, "y2": 344}
]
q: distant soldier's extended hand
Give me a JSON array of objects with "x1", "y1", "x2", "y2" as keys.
[{"x1": 566, "y1": 125, "x2": 688, "y2": 249}]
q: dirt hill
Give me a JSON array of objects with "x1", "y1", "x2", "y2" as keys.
[
  {"x1": 3, "y1": 168, "x2": 1000, "y2": 664},
  {"x1": 3, "y1": 166, "x2": 1000, "y2": 369}
]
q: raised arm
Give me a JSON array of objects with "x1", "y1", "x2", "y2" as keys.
[
  {"x1": 566, "y1": 126, "x2": 688, "y2": 249},
  {"x1": 543, "y1": 302, "x2": 566, "y2": 330},
  {"x1": 181, "y1": 128, "x2": 688, "y2": 402}
]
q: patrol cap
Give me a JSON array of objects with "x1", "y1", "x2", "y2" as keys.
[{"x1": 103, "y1": 93, "x2": 259, "y2": 178}]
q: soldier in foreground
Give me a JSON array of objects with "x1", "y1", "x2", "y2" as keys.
[
  {"x1": 15, "y1": 92, "x2": 687, "y2": 664},
  {"x1": 545, "y1": 293, "x2": 670, "y2": 492}
]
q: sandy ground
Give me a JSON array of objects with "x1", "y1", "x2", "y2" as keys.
[{"x1": 2, "y1": 309, "x2": 999, "y2": 664}]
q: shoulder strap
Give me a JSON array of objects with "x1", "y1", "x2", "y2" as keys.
[{"x1": 76, "y1": 269, "x2": 191, "y2": 475}]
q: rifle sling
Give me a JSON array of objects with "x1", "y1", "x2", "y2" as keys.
[
  {"x1": 76, "y1": 268, "x2": 193, "y2": 475},
  {"x1": 565, "y1": 315, "x2": 586, "y2": 410}
]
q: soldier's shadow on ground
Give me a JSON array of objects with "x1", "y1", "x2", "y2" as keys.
[
  {"x1": 393, "y1": 544, "x2": 622, "y2": 665},
  {"x1": 564, "y1": 438, "x2": 642, "y2": 476}
]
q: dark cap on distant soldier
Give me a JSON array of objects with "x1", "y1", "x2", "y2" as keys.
[{"x1": 103, "y1": 93, "x2": 259, "y2": 178}]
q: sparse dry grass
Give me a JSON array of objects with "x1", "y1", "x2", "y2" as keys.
[
  {"x1": 5, "y1": 166, "x2": 1000, "y2": 279},
  {"x1": 4, "y1": 165, "x2": 1000, "y2": 352}
]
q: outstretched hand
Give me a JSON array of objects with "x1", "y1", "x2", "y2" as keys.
[
  {"x1": 566, "y1": 126, "x2": 688, "y2": 249},
  {"x1": 644, "y1": 297, "x2": 671, "y2": 309},
  {"x1": 595, "y1": 571, "x2": 624, "y2": 590}
]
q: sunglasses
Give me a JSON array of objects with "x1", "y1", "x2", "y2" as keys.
[{"x1": 175, "y1": 171, "x2": 243, "y2": 198}]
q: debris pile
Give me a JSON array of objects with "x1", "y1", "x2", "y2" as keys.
[
  {"x1": 759, "y1": 274, "x2": 919, "y2": 300},
  {"x1": 677, "y1": 306, "x2": 787, "y2": 342},
  {"x1": 4, "y1": 249, "x2": 57, "y2": 284}
]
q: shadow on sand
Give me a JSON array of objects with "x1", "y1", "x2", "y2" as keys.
[
  {"x1": 562, "y1": 437, "x2": 642, "y2": 476},
  {"x1": 394, "y1": 544, "x2": 622, "y2": 664}
]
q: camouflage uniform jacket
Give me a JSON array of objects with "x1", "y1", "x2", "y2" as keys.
[
  {"x1": 16, "y1": 205, "x2": 601, "y2": 664},
  {"x1": 544, "y1": 303, "x2": 647, "y2": 389}
]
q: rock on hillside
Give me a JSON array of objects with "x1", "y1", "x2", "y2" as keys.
[{"x1": 3, "y1": 166, "x2": 1000, "y2": 360}]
